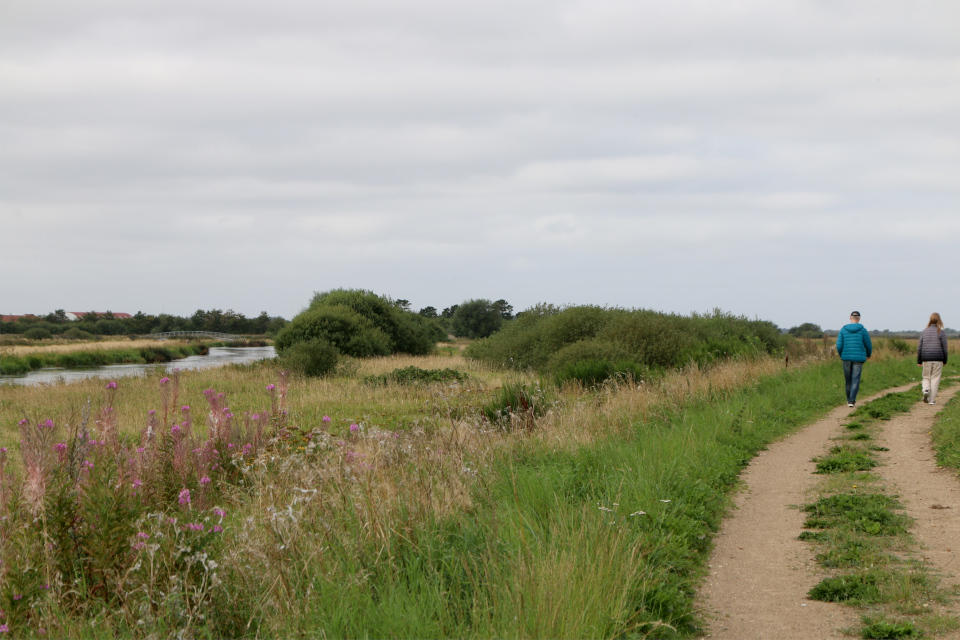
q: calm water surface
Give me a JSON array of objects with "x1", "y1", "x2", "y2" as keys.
[{"x1": 1, "y1": 346, "x2": 277, "y2": 386}]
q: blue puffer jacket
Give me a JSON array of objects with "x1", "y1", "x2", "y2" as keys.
[{"x1": 836, "y1": 323, "x2": 873, "y2": 362}]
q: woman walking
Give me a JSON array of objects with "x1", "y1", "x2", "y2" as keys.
[{"x1": 918, "y1": 312, "x2": 949, "y2": 405}]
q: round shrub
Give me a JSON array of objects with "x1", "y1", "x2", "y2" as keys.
[
  {"x1": 281, "y1": 339, "x2": 340, "y2": 377},
  {"x1": 275, "y1": 305, "x2": 392, "y2": 358},
  {"x1": 451, "y1": 299, "x2": 503, "y2": 339},
  {"x1": 23, "y1": 327, "x2": 53, "y2": 340},
  {"x1": 310, "y1": 289, "x2": 437, "y2": 355},
  {"x1": 544, "y1": 338, "x2": 632, "y2": 373},
  {"x1": 63, "y1": 327, "x2": 95, "y2": 340}
]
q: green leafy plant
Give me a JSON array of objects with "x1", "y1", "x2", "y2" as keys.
[{"x1": 364, "y1": 366, "x2": 469, "y2": 386}]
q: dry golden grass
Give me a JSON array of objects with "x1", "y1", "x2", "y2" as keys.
[{"x1": 2, "y1": 338, "x2": 191, "y2": 357}]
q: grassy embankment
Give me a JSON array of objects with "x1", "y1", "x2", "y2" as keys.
[
  {"x1": 0, "y1": 339, "x2": 270, "y2": 376},
  {"x1": 0, "y1": 342, "x2": 209, "y2": 376},
  {"x1": 0, "y1": 342, "x2": 932, "y2": 638}
]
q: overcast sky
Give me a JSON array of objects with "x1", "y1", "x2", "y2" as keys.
[{"x1": 2, "y1": 0, "x2": 958, "y2": 330}]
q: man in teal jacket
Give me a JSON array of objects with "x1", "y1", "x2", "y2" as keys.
[{"x1": 836, "y1": 311, "x2": 873, "y2": 407}]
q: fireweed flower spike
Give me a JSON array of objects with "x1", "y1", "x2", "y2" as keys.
[
  {"x1": 106, "y1": 381, "x2": 117, "y2": 389},
  {"x1": 160, "y1": 377, "x2": 170, "y2": 384},
  {"x1": 178, "y1": 488, "x2": 191, "y2": 505},
  {"x1": 322, "y1": 416, "x2": 332, "y2": 424}
]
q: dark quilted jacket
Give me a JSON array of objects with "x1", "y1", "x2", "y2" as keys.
[{"x1": 918, "y1": 325, "x2": 948, "y2": 364}]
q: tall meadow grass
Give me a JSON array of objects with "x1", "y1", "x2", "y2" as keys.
[{"x1": 0, "y1": 343, "x2": 924, "y2": 637}]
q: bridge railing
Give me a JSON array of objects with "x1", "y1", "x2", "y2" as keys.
[{"x1": 147, "y1": 331, "x2": 242, "y2": 341}]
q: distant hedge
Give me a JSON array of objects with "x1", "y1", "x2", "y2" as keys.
[{"x1": 464, "y1": 305, "x2": 785, "y2": 379}]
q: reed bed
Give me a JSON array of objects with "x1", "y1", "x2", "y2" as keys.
[{"x1": 0, "y1": 338, "x2": 185, "y2": 357}]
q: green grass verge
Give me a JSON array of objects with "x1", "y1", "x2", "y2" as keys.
[{"x1": 933, "y1": 378, "x2": 960, "y2": 473}]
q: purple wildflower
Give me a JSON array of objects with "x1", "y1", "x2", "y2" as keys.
[
  {"x1": 212, "y1": 507, "x2": 226, "y2": 517},
  {"x1": 322, "y1": 415, "x2": 332, "y2": 423},
  {"x1": 182, "y1": 405, "x2": 190, "y2": 411},
  {"x1": 213, "y1": 524, "x2": 223, "y2": 533},
  {"x1": 54, "y1": 443, "x2": 67, "y2": 452},
  {"x1": 349, "y1": 424, "x2": 359, "y2": 433},
  {"x1": 137, "y1": 532, "x2": 150, "y2": 539},
  {"x1": 185, "y1": 523, "x2": 204, "y2": 531},
  {"x1": 148, "y1": 409, "x2": 156, "y2": 415},
  {"x1": 171, "y1": 424, "x2": 181, "y2": 436},
  {"x1": 200, "y1": 476, "x2": 211, "y2": 485},
  {"x1": 106, "y1": 381, "x2": 117, "y2": 389},
  {"x1": 0, "y1": 624, "x2": 8, "y2": 633},
  {"x1": 160, "y1": 377, "x2": 170, "y2": 384},
  {"x1": 266, "y1": 384, "x2": 276, "y2": 391},
  {"x1": 178, "y1": 488, "x2": 191, "y2": 505}
]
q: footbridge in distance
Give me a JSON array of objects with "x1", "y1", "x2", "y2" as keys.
[{"x1": 147, "y1": 331, "x2": 242, "y2": 341}]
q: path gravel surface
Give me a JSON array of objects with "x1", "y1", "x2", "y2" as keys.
[{"x1": 697, "y1": 381, "x2": 960, "y2": 639}]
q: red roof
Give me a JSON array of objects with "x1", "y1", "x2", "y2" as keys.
[{"x1": 70, "y1": 312, "x2": 132, "y2": 319}]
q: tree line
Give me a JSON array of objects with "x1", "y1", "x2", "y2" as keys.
[{"x1": 0, "y1": 309, "x2": 289, "y2": 339}]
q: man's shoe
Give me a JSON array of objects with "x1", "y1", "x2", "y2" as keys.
[
  {"x1": 923, "y1": 389, "x2": 930, "y2": 403},
  {"x1": 929, "y1": 401, "x2": 936, "y2": 405},
  {"x1": 848, "y1": 403, "x2": 855, "y2": 407}
]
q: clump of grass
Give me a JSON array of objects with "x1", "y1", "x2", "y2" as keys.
[
  {"x1": 365, "y1": 366, "x2": 470, "y2": 386},
  {"x1": 809, "y1": 571, "x2": 886, "y2": 604},
  {"x1": 803, "y1": 493, "x2": 909, "y2": 536},
  {"x1": 849, "y1": 432, "x2": 872, "y2": 441},
  {"x1": 860, "y1": 617, "x2": 922, "y2": 639},
  {"x1": 814, "y1": 445, "x2": 878, "y2": 473},
  {"x1": 482, "y1": 382, "x2": 551, "y2": 430}
]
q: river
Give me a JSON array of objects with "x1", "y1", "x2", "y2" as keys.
[{"x1": 0, "y1": 346, "x2": 277, "y2": 386}]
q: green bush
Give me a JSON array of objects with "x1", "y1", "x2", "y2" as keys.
[
  {"x1": 466, "y1": 305, "x2": 785, "y2": 374},
  {"x1": 451, "y1": 299, "x2": 504, "y2": 339},
  {"x1": 275, "y1": 305, "x2": 393, "y2": 358},
  {"x1": 62, "y1": 327, "x2": 95, "y2": 340},
  {"x1": 309, "y1": 289, "x2": 438, "y2": 355},
  {"x1": 281, "y1": 339, "x2": 340, "y2": 377},
  {"x1": 365, "y1": 366, "x2": 470, "y2": 386},
  {"x1": 23, "y1": 327, "x2": 53, "y2": 340},
  {"x1": 554, "y1": 359, "x2": 650, "y2": 388}
]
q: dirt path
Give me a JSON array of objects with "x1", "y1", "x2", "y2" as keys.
[
  {"x1": 875, "y1": 386, "x2": 960, "y2": 639},
  {"x1": 696, "y1": 381, "x2": 959, "y2": 640}
]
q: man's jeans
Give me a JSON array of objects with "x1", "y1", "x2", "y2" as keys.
[{"x1": 843, "y1": 360, "x2": 863, "y2": 404}]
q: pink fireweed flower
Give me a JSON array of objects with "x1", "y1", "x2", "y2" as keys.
[
  {"x1": 185, "y1": 523, "x2": 204, "y2": 532},
  {"x1": 148, "y1": 410, "x2": 156, "y2": 415},
  {"x1": 0, "y1": 624, "x2": 8, "y2": 633},
  {"x1": 178, "y1": 488, "x2": 191, "y2": 505},
  {"x1": 133, "y1": 479, "x2": 143, "y2": 488},
  {"x1": 171, "y1": 425, "x2": 181, "y2": 436},
  {"x1": 212, "y1": 507, "x2": 226, "y2": 517},
  {"x1": 173, "y1": 367, "x2": 181, "y2": 373},
  {"x1": 182, "y1": 405, "x2": 190, "y2": 411},
  {"x1": 213, "y1": 525, "x2": 223, "y2": 533},
  {"x1": 136, "y1": 447, "x2": 145, "y2": 453},
  {"x1": 137, "y1": 532, "x2": 150, "y2": 539},
  {"x1": 349, "y1": 424, "x2": 359, "y2": 433},
  {"x1": 132, "y1": 542, "x2": 146, "y2": 551},
  {"x1": 200, "y1": 476, "x2": 211, "y2": 485},
  {"x1": 251, "y1": 413, "x2": 260, "y2": 420},
  {"x1": 42, "y1": 419, "x2": 54, "y2": 429},
  {"x1": 106, "y1": 381, "x2": 117, "y2": 389},
  {"x1": 322, "y1": 415, "x2": 332, "y2": 423},
  {"x1": 54, "y1": 443, "x2": 67, "y2": 452},
  {"x1": 12, "y1": 595, "x2": 21, "y2": 601},
  {"x1": 266, "y1": 384, "x2": 276, "y2": 391},
  {"x1": 160, "y1": 377, "x2": 170, "y2": 384}
]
